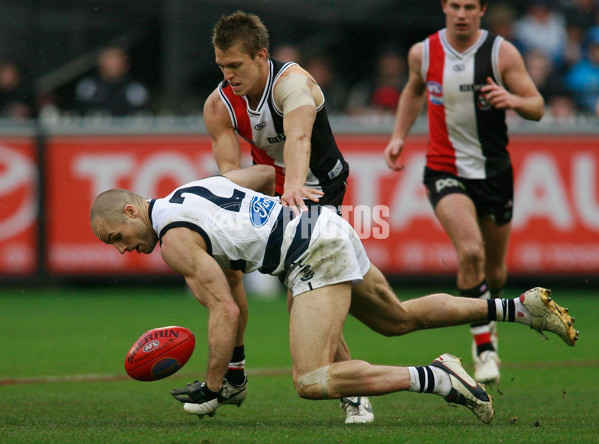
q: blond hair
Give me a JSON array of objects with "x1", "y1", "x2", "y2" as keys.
[{"x1": 212, "y1": 10, "x2": 269, "y2": 57}]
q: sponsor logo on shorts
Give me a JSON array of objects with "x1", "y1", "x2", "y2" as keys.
[
  {"x1": 299, "y1": 264, "x2": 314, "y2": 281},
  {"x1": 328, "y1": 159, "x2": 343, "y2": 180},
  {"x1": 435, "y1": 177, "x2": 466, "y2": 193}
]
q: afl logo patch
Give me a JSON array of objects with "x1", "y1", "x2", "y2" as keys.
[
  {"x1": 453, "y1": 63, "x2": 465, "y2": 72},
  {"x1": 427, "y1": 81, "x2": 443, "y2": 105},
  {"x1": 254, "y1": 122, "x2": 266, "y2": 130}
]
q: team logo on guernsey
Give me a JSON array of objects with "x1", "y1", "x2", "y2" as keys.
[
  {"x1": 460, "y1": 84, "x2": 492, "y2": 111},
  {"x1": 475, "y1": 92, "x2": 492, "y2": 111},
  {"x1": 249, "y1": 196, "x2": 276, "y2": 227},
  {"x1": 427, "y1": 81, "x2": 443, "y2": 105}
]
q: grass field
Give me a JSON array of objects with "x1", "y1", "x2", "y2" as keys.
[{"x1": 1, "y1": 284, "x2": 598, "y2": 443}]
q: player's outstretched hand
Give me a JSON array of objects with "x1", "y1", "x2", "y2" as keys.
[
  {"x1": 281, "y1": 185, "x2": 324, "y2": 215},
  {"x1": 170, "y1": 380, "x2": 219, "y2": 403}
]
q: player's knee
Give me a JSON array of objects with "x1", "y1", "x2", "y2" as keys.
[
  {"x1": 458, "y1": 242, "x2": 484, "y2": 267},
  {"x1": 486, "y1": 264, "x2": 507, "y2": 289},
  {"x1": 294, "y1": 365, "x2": 330, "y2": 400}
]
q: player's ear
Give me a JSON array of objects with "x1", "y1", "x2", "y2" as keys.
[
  {"x1": 256, "y1": 48, "x2": 268, "y2": 64},
  {"x1": 124, "y1": 204, "x2": 138, "y2": 218}
]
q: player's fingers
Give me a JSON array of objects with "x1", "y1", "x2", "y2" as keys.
[
  {"x1": 385, "y1": 157, "x2": 398, "y2": 170},
  {"x1": 386, "y1": 157, "x2": 405, "y2": 171},
  {"x1": 305, "y1": 193, "x2": 321, "y2": 203},
  {"x1": 297, "y1": 198, "x2": 309, "y2": 212},
  {"x1": 305, "y1": 188, "x2": 324, "y2": 196}
]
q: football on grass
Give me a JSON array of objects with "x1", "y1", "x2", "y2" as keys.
[{"x1": 124, "y1": 326, "x2": 195, "y2": 381}]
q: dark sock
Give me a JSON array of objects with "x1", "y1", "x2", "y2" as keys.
[
  {"x1": 226, "y1": 345, "x2": 246, "y2": 385},
  {"x1": 461, "y1": 280, "x2": 494, "y2": 355}
]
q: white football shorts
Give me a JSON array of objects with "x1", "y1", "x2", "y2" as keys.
[{"x1": 285, "y1": 208, "x2": 371, "y2": 297}]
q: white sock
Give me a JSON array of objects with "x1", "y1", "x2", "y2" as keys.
[
  {"x1": 408, "y1": 366, "x2": 451, "y2": 396},
  {"x1": 494, "y1": 297, "x2": 532, "y2": 325}
]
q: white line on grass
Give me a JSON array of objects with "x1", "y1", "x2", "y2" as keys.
[{"x1": 0, "y1": 367, "x2": 293, "y2": 386}]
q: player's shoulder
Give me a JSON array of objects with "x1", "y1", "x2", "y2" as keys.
[
  {"x1": 203, "y1": 87, "x2": 232, "y2": 125},
  {"x1": 496, "y1": 37, "x2": 526, "y2": 69},
  {"x1": 406, "y1": 41, "x2": 424, "y2": 68},
  {"x1": 276, "y1": 63, "x2": 313, "y2": 84}
]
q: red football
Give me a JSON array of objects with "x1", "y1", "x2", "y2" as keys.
[{"x1": 124, "y1": 326, "x2": 195, "y2": 381}]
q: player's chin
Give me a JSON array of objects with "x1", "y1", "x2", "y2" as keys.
[{"x1": 140, "y1": 244, "x2": 157, "y2": 254}]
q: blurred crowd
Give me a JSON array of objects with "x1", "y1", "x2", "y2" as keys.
[{"x1": 1, "y1": 0, "x2": 598, "y2": 122}]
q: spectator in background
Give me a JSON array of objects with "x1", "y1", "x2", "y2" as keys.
[
  {"x1": 524, "y1": 49, "x2": 565, "y2": 103},
  {"x1": 513, "y1": 0, "x2": 568, "y2": 66},
  {"x1": 346, "y1": 46, "x2": 407, "y2": 116},
  {"x1": 75, "y1": 46, "x2": 150, "y2": 117},
  {"x1": 565, "y1": 26, "x2": 599, "y2": 115},
  {"x1": 0, "y1": 59, "x2": 32, "y2": 119},
  {"x1": 563, "y1": 21, "x2": 586, "y2": 70},
  {"x1": 271, "y1": 43, "x2": 303, "y2": 65},
  {"x1": 547, "y1": 91, "x2": 578, "y2": 120},
  {"x1": 562, "y1": 0, "x2": 598, "y2": 32},
  {"x1": 484, "y1": 3, "x2": 517, "y2": 41},
  {"x1": 524, "y1": 49, "x2": 577, "y2": 120},
  {"x1": 304, "y1": 54, "x2": 348, "y2": 113}
]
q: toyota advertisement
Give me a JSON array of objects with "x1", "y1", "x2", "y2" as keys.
[
  {"x1": 0, "y1": 138, "x2": 38, "y2": 276},
  {"x1": 1, "y1": 132, "x2": 597, "y2": 278}
]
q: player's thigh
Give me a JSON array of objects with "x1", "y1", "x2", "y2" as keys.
[
  {"x1": 349, "y1": 264, "x2": 408, "y2": 336},
  {"x1": 289, "y1": 282, "x2": 351, "y2": 377},
  {"x1": 435, "y1": 193, "x2": 483, "y2": 252}
]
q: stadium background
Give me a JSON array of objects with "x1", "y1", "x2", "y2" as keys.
[
  {"x1": 1, "y1": 0, "x2": 598, "y2": 287},
  {"x1": 1, "y1": 3, "x2": 598, "y2": 442}
]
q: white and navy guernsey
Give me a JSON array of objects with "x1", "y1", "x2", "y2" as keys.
[
  {"x1": 217, "y1": 58, "x2": 349, "y2": 195},
  {"x1": 423, "y1": 29, "x2": 509, "y2": 179},
  {"x1": 149, "y1": 176, "x2": 322, "y2": 276}
]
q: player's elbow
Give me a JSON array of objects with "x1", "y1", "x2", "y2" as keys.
[
  {"x1": 255, "y1": 165, "x2": 276, "y2": 195},
  {"x1": 521, "y1": 97, "x2": 545, "y2": 121}
]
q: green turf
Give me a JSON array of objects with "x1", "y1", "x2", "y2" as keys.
[{"x1": 1, "y1": 285, "x2": 597, "y2": 443}]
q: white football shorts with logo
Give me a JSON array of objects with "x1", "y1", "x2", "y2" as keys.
[{"x1": 284, "y1": 208, "x2": 371, "y2": 297}]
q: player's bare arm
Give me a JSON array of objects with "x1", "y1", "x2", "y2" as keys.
[
  {"x1": 274, "y1": 68, "x2": 324, "y2": 214},
  {"x1": 204, "y1": 89, "x2": 243, "y2": 173},
  {"x1": 160, "y1": 227, "x2": 239, "y2": 392},
  {"x1": 481, "y1": 40, "x2": 545, "y2": 121},
  {"x1": 224, "y1": 164, "x2": 276, "y2": 196},
  {"x1": 384, "y1": 42, "x2": 427, "y2": 170}
]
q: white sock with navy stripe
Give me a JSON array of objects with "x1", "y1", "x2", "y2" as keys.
[
  {"x1": 408, "y1": 366, "x2": 451, "y2": 396},
  {"x1": 489, "y1": 297, "x2": 531, "y2": 325}
]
